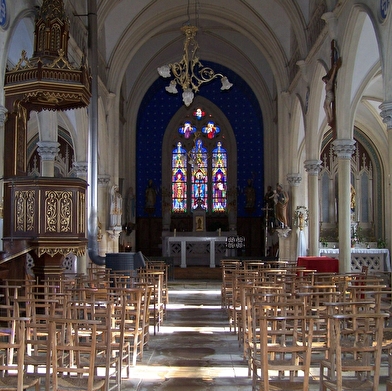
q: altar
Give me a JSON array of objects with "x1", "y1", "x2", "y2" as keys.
[
  {"x1": 319, "y1": 248, "x2": 391, "y2": 272},
  {"x1": 163, "y1": 235, "x2": 229, "y2": 268}
]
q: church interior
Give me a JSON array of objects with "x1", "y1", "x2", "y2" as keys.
[{"x1": 0, "y1": 0, "x2": 392, "y2": 389}]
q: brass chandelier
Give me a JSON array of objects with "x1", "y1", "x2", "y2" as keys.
[{"x1": 157, "y1": 24, "x2": 233, "y2": 106}]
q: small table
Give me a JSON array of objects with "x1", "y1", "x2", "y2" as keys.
[{"x1": 297, "y1": 256, "x2": 339, "y2": 273}]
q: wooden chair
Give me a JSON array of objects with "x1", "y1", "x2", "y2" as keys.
[
  {"x1": 220, "y1": 259, "x2": 241, "y2": 309},
  {"x1": 0, "y1": 317, "x2": 40, "y2": 391},
  {"x1": 251, "y1": 301, "x2": 315, "y2": 391},
  {"x1": 0, "y1": 282, "x2": 22, "y2": 366},
  {"x1": 137, "y1": 270, "x2": 164, "y2": 335},
  {"x1": 296, "y1": 285, "x2": 340, "y2": 364},
  {"x1": 243, "y1": 287, "x2": 287, "y2": 376},
  {"x1": 49, "y1": 317, "x2": 106, "y2": 391},
  {"x1": 121, "y1": 287, "x2": 144, "y2": 366},
  {"x1": 320, "y1": 311, "x2": 388, "y2": 391},
  {"x1": 66, "y1": 297, "x2": 126, "y2": 391},
  {"x1": 133, "y1": 283, "x2": 153, "y2": 355},
  {"x1": 144, "y1": 260, "x2": 169, "y2": 316}
]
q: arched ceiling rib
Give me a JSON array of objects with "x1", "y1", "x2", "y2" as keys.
[{"x1": 104, "y1": 7, "x2": 293, "y2": 104}]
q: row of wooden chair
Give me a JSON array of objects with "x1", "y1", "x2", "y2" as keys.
[
  {"x1": 0, "y1": 260, "x2": 170, "y2": 391},
  {"x1": 221, "y1": 259, "x2": 392, "y2": 391}
]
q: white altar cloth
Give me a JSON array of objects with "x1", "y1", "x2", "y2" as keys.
[
  {"x1": 319, "y1": 248, "x2": 391, "y2": 272},
  {"x1": 164, "y1": 236, "x2": 227, "y2": 268}
]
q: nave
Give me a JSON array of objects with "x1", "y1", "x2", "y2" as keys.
[{"x1": 119, "y1": 279, "x2": 374, "y2": 391}]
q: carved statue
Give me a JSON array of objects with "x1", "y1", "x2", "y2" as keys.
[{"x1": 110, "y1": 185, "x2": 122, "y2": 227}]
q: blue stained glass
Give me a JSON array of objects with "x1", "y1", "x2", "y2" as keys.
[
  {"x1": 191, "y1": 140, "x2": 208, "y2": 210},
  {"x1": 202, "y1": 121, "x2": 220, "y2": 139},
  {"x1": 193, "y1": 108, "x2": 205, "y2": 120},
  {"x1": 172, "y1": 143, "x2": 187, "y2": 212},
  {"x1": 212, "y1": 142, "x2": 227, "y2": 212},
  {"x1": 178, "y1": 121, "x2": 196, "y2": 139}
]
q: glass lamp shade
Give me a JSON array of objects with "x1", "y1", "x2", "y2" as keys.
[
  {"x1": 165, "y1": 80, "x2": 178, "y2": 94},
  {"x1": 221, "y1": 76, "x2": 233, "y2": 90},
  {"x1": 157, "y1": 65, "x2": 171, "y2": 78},
  {"x1": 182, "y1": 88, "x2": 194, "y2": 106}
]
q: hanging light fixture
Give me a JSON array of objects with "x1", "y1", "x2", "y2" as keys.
[{"x1": 157, "y1": 24, "x2": 233, "y2": 106}]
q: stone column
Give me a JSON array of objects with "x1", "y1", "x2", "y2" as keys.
[
  {"x1": 287, "y1": 173, "x2": 302, "y2": 257},
  {"x1": 37, "y1": 141, "x2": 60, "y2": 177},
  {"x1": 72, "y1": 161, "x2": 89, "y2": 182},
  {"x1": 332, "y1": 139, "x2": 356, "y2": 273},
  {"x1": 0, "y1": 105, "x2": 7, "y2": 252},
  {"x1": 379, "y1": 101, "x2": 392, "y2": 254},
  {"x1": 37, "y1": 110, "x2": 59, "y2": 176},
  {"x1": 304, "y1": 160, "x2": 322, "y2": 256},
  {"x1": 98, "y1": 175, "x2": 110, "y2": 255}
]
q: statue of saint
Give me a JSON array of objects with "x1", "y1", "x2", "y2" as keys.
[
  {"x1": 350, "y1": 184, "x2": 356, "y2": 211},
  {"x1": 275, "y1": 183, "x2": 289, "y2": 227},
  {"x1": 145, "y1": 179, "x2": 156, "y2": 209},
  {"x1": 245, "y1": 178, "x2": 256, "y2": 208},
  {"x1": 110, "y1": 185, "x2": 122, "y2": 227},
  {"x1": 125, "y1": 186, "x2": 135, "y2": 222}
]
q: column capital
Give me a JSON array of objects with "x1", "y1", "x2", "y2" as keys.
[
  {"x1": 72, "y1": 161, "x2": 89, "y2": 176},
  {"x1": 379, "y1": 101, "x2": 392, "y2": 129},
  {"x1": 36, "y1": 141, "x2": 60, "y2": 161},
  {"x1": 296, "y1": 60, "x2": 309, "y2": 84},
  {"x1": 0, "y1": 106, "x2": 8, "y2": 126},
  {"x1": 321, "y1": 12, "x2": 338, "y2": 40},
  {"x1": 332, "y1": 139, "x2": 356, "y2": 159},
  {"x1": 286, "y1": 173, "x2": 302, "y2": 187},
  {"x1": 98, "y1": 174, "x2": 111, "y2": 186},
  {"x1": 304, "y1": 160, "x2": 322, "y2": 175}
]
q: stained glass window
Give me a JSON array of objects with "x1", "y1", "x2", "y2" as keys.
[
  {"x1": 172, "y1": 142, "x2": 187, "y2": 212},
  {"x1": 212, "y1": 142, "x2": 227, "y2": 212},
  {"x1": 202, "y1": 121, "x2": 220, "y2": 139},
  {"x1": 191, "y1": 139, "x2": 208, "y2": 210},
  {"x1": 193, "y1": 108, "x2": 205, "y2": 120},
  {"x1": 171, "y1": 115, "x2": 229, "y2": 214},
  {"x1": 178, "y1": 121, "x2": 196, "y2": 139}
]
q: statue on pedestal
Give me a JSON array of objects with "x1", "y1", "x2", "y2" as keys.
[{"x1": 110, "y1": 185, "x2": 122, "y2": 228}]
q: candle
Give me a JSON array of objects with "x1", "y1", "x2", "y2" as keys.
[
  {"x1": 218, "y1": 228, "x2": 221, "y2": 236},
  {"x1": 174, "y1": 228, "x2": 176, "y2": 237}
]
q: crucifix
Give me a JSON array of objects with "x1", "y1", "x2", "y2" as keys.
[{"x1": 322, "y1": 39, "x2": 342, "y2": 139}]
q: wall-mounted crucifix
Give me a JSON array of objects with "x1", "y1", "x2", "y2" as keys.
[{"x1": 322, "y1": 39, "x2": 342, "y2": 139}]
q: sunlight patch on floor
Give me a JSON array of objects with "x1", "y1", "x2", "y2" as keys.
[{"x1": 129, "y1": 365, "x2": 249, "y2": 380}]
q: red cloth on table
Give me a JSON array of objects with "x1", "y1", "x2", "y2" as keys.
[{"x1": 297, "y1": 256, "x2": 339, "y2": 273}]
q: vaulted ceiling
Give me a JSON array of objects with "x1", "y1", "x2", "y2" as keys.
[{"x1": 8, "y1": 0, "x2": 384, "y2": 142}]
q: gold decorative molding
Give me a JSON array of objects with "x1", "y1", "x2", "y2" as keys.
[
  {"x1": 36, "y1": 245, "x2": 86, "y2": 258},
  {"x1": 15, "y1": 190, "x2": 35, "y2": 232},
  {"x1": 45, "y1": 190, "x2": 72, "y2": 233}
]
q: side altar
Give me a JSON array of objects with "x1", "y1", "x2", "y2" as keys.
[{"x1": 319, "y1": 248, "x2": 391, "y2": 272}]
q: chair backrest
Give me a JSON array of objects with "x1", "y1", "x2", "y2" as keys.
[
  {"x1": 49, "y1": 317, "x2": 105, "y2": 391},
  {"x1": 323, "y1": 311, "x2": 388, "y2": 391},
  {"x1": 0, "y1": 317, "x2": 40, "y2": 391},
  {"x1": 253, "y1": 301, "x2": 315, "y2": 391}
]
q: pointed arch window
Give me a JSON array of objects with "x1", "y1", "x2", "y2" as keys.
[
  {"x1": 172, "y1": 142, "x2": 187, "y2": 212},
  {"x1": 170, "y1": 109, "x2": 230, "y2": 214},
  {"x1": 191, "y1": 139, "x2": 208, "y2": 210},
  {"x1": 212, "y1": 142, "x2": 227, "y2": 212}
]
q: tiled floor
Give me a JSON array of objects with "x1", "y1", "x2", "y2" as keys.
[
  {"x1": 118, "y1": 279, "x2": 391, "y2": 390},
  {"x1": 122, "y1": 280, "x2": 252, "y2": 390}
]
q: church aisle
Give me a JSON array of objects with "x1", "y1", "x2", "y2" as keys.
[
  {"x1": 122, "y1": 281, "x2": 252, "y2": 390},
  {"x1": 120, "y1": 280, "x2": 387, "y2": 391}
]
